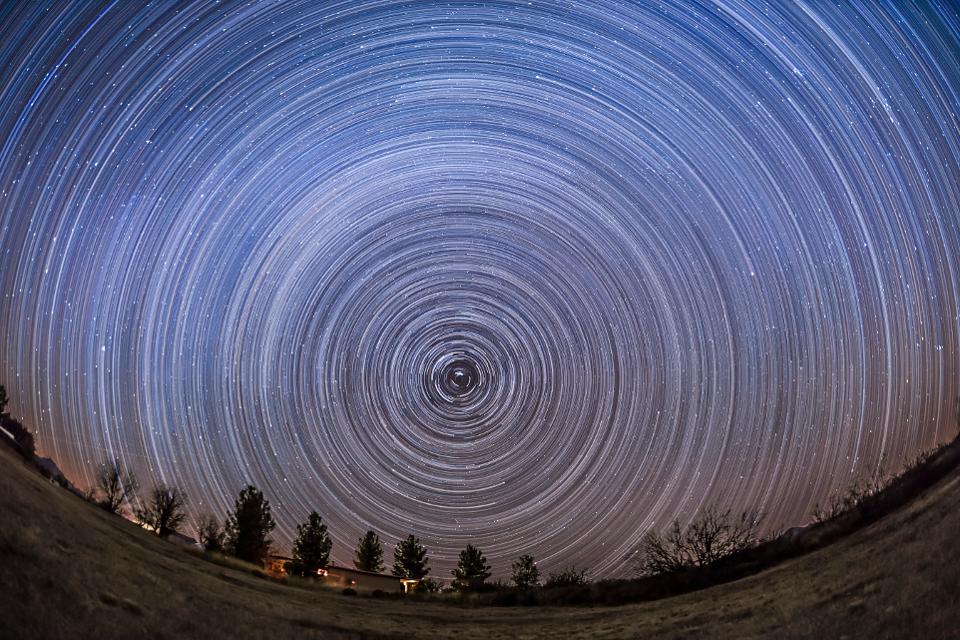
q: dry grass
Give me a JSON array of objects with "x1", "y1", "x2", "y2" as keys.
[{"x1": 1, "y1": 443, "x2": 959, "y2": 639}]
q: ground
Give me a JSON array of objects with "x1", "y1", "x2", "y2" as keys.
[{"x1": 1, "y1": 443, "x2": 958, "y2": 639}]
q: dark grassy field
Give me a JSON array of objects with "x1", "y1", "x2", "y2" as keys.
[{"x1": 2, "y1": 442, "x2": 959, "y2": 639}]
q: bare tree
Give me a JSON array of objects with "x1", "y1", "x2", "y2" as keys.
[
  {"x1": 136, "y1": 484, "x2": 187, "y2": 538},
  {"x1": 94, "y1": 459, "x2": 138, "y2": 514},
  {"x1": 633, "y1": 520, "x2": 692, "y2": 576},
  {"x1": 634, "y1": 507, "x2": 760, "y2": 577}
]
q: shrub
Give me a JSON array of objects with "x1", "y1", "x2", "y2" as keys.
[
  {"x1": 415, "y1": 577, "x2": 442, "y2": 594},
  {"x1": 812, "y1": 472, "x2": 885, "y2": 523},
  {"x1": 197, "y1": 514, "x2": 225, "y2": 552},
  {"x1": 545, "y1": 566, "x2": 589, "y2": 587}
]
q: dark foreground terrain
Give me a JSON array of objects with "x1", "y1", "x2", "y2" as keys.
[{"x1": 1, "y1": 443, "x2": 958, "y2": 639}]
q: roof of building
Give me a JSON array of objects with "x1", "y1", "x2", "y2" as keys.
[{"x1": 323, "y1": 564, "x2": 402, "y2": 579}]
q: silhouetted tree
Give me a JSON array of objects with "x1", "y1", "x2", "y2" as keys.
[
  {"x1": 0, "y1": 385, "x2": 35, "y2": 460},
  {"x1": 1, "y1": 415, "x2": 35, "y2": 460},
  {"x1": 511, "y1": 554, "x2": 540, "y2": 589},
  {"x1": 633, "y1": 506, "x2": 760, "y2": 577},
  {"x1": 354, "y1": 530, "x2": 384, "y2": 573},
  {"x1": 197, "y1": 513, "x2": 224, "y2": 552},
  {"x1": 290, "y1": 511, "x2": 332, "y2": 577},
  {"x1": 136, "y1": 484, "x2": 187, "y2": 538},
  {"x1": 453, "y1": 544, "x2": 492, "y2": 591},
  {"x1": 225, "y1": 485, "x2": 275, "y2": 564},
  {"x1": 392, "y1": 534, "x2": 430, "y2": 579},
  {"x1": 545, "y1": 566, "x2": 589, "y2": 587},
  {"x1": 94, "y1": 459, "x2": 138, "y2": 514}
]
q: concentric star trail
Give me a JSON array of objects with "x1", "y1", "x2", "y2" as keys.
[{"x1": 1, "y1": 1, "x2": 958, "y2": 578}]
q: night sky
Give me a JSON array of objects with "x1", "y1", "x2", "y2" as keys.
[{"x1": 1, "y1": 1, "x2": 959, "y2": 579}]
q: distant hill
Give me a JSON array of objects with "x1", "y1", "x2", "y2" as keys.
[{"x1": 32, "y1": 455, "x2": 79, "y2": 493}]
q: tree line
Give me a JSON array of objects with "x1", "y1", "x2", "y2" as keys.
[
  {"x1": 15, "y1": 383, "x2": 948, "y2": 601},
  {"x1": 0, "y1": 383, "x2": 770, "y2": 593},
  {"x1": 0, "y1": 384, "x2": 574, "y2": 591},
  {"x1": 91, "y1": 454, "x2": 766, "y2": 593},
  {"x1": 86, "y1": 458, "x2": 546, "y2": 591},
  {"x1": 2, "y1": 383, "x2": 759, "y2": 592}
]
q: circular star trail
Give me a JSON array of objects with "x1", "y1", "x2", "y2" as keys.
[{"x1": 1, "y1": 1, "x2": 959, "y2": 578}]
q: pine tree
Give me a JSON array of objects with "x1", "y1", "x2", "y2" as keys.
[
  {"x1": 511, "y1": 554, "x2": 540, "y2": 589},
  {"x1": 225, "y1": 485, "x2": 275, "y2": 564},
  {"x1": 290, "y1": 511, "x2": 332, "y2": 576},
  {"x1": 452, "y1": 544, "x2": 492, "y2": 591},
  {"x1": 392, "y1": 534, "x2": 430, "y2": 579},
  {"x1": 354, "y1": 530, "x2": 384, "y2": 573}
]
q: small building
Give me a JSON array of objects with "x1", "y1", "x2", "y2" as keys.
[
  {"x1": 321, "y1": 565, "x2": 407, "y2": 593},
  {"x1": 167, "y1": 530, "x2": 200, "y2": 548},
  {"x1": 264, "y1": 554, "x2": 292, "y2": 578},
  {"x1": 262, "y1": 556, "x2": 408, "y2": 593}
]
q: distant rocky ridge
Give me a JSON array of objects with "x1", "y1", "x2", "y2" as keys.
[
  {"x1": 33, "y1": 455, "x2": 85, "y2": 497},
  {"x1": 0, "y1": 428, "x2": 85, "y2": 499}
]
